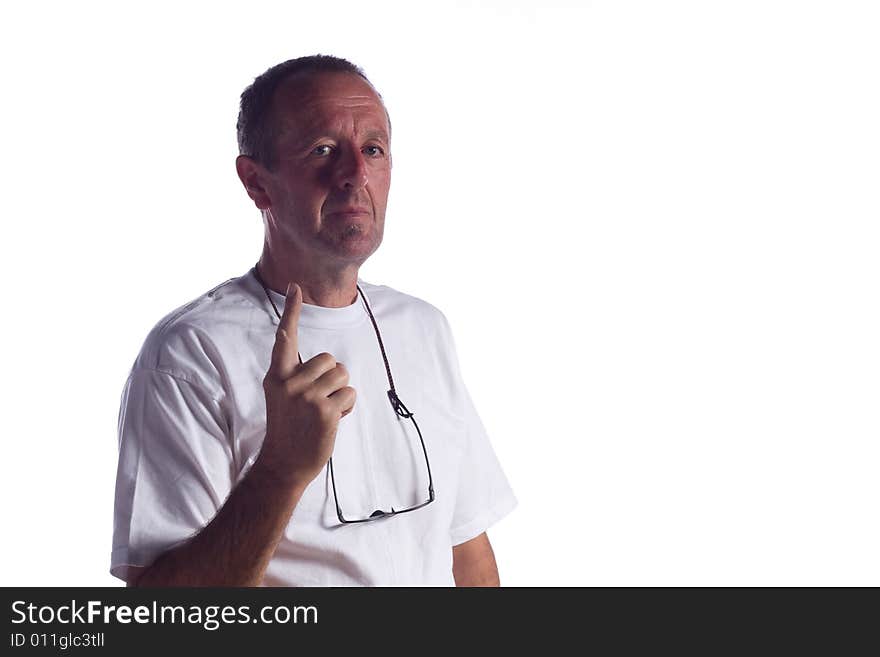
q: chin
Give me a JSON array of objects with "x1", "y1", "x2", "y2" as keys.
[{"x1": 322, "y1": 229, "x2": 381, "y2": 262}]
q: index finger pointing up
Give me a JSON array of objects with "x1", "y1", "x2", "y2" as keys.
[{"x1": 271, "y1": 282, "x2": 302, "y2": 379}]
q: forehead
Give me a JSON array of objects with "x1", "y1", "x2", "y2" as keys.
[{"x1": 272, "y1": 72, "x2": 389, "y2": 138}]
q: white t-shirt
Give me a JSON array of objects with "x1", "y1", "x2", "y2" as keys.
[{"x1": 111, "y1": 269, "x2": 516, "y2": 586}]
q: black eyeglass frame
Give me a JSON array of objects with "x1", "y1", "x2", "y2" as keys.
[
  {"x1": 329, "y1": 390, "x2": 435, "y2": 524},
  {"x1": 252, "y1": 266, "x2": 436, "y2": 525}
]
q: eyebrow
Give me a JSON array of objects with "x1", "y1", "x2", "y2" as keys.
[
  {"x1": 362, "y1": 130, "x2": 390, "y2": 143},
  {"x1": 284, "y1": 127, "x2": 389, "y2": 148}
]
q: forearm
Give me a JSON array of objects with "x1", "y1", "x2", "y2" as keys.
[
  {"x1": 134, "y1": 458, "x2": 307, "y2": 587},
  {"x1": 452, "y1": 532, "x2": 501, "y2": 587},
  {"x1": 454, "y1": 560, "x2": 500, "y2": 587}
]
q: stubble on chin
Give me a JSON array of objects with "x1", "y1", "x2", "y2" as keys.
[{"x1": 318, "y1": 220, "x2": 383, "y2": 261}]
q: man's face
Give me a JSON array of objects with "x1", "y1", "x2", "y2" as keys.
[{"x1": 258, "y1": 72, "x2": 391, "y2": 268}]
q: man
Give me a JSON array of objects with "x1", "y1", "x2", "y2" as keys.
[{"x1": 111, "y1": 55, "x2": 516, "y2": 586}]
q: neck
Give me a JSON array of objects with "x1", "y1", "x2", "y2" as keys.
[{"x1": 256, "y1": 250, "x2": 360, "y2": 308}]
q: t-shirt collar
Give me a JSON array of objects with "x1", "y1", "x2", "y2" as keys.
[{"x1": 249, "y1": 269, "x2": 368, "y2": 330}]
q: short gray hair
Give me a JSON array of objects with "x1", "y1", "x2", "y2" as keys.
[{"x1": 236, "y1": 55, "x2": 380, "y2": 170}]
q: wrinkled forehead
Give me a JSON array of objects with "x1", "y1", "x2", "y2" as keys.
[{"x1": 272, "y1": 71, "x2": 390, "y2": 137}]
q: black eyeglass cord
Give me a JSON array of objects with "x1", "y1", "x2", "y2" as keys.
[{"x1": 251, "y1": 266, "x2": 413, "y2": 419}]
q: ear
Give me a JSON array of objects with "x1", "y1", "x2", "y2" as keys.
[{"x1": 236, "y1": 155, "x2": 272, "y2": 210}]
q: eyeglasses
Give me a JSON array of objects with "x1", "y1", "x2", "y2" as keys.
[
  {"x1": 252, "y1": 267, "x2": 436, "y2": 524},
  {"x1": 329, "y1": 283, "x2": 435, "y2": 524},
  {"x1": 329, "y1": 389, "x2": 435, "y2": 524}
]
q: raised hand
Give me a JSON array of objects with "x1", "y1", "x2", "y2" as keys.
[{"x1": 260, "y1": 283, "x2": 357, "y2": 488}]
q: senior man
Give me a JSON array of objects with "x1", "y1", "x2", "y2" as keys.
[{"x1": 111, "y1": 55, "x2": 516, "y2": 586}]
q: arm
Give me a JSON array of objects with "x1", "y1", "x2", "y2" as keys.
[
  {"x1": 133, "y1": 283, "x2": 355, "y2": 587},
  {"x1": 131, "y1": 457, "x2": 308, "y2": 587},
  {"x1": 452, "y1": 532, "x2": 500, "y2": 587}
]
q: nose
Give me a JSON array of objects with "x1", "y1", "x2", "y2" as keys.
[{"x1": 333, "y1": 146, "x2": 368, "y2": 192}]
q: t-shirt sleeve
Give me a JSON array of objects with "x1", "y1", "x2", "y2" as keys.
[
  {"x1": 111, "y1": 367, "x2": 234, "y2": 583},
  {"x1": 438, "y1": 316, "x2": 518, "y2": 546}
]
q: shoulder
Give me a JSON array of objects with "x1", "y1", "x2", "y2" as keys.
[
  {"x1": 132, "y1": 272, "x2": 266, "y2": 391},
  {"x1": 358, "y1": 280, "x2": 454, "y2": 339},
  {"x1": 357, "y1": 281, "x2": 463, "y2": 375},
  {"x1": 358, "y1": 280, "x2": 449, "y2": 326}
]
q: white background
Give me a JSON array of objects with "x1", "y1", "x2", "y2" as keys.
[{"x1": 1, "y1": 1, "x2": 878, "y2": 586}]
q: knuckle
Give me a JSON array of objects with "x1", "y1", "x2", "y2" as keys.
[
  {"x1": 318, "y1": 403, "x2": 337, "y2": 423},
  {"x1": 283, "y1": 378, "x2": 306, "y2": 399},
  {"x1": 298, "y1": 384, "x2": 316, "y2": 403},
  {"x1": 315, "y1": 352, "x2": 336, "y2": 367}
]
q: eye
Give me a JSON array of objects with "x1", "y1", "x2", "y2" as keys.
[
  {"x1": 311, "y1": 144, "x2": 333, "y2": 156},
  {"x1": 363, "y1": 145, "x2": 385, "y2": 157}
]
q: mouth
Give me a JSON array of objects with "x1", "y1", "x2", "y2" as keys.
[{"x1": 325, "y1": 206, "x2": 372, "y2": 218}]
